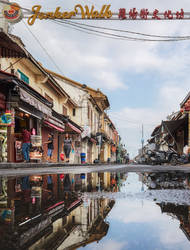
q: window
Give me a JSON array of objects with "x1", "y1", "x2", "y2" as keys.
[
  {"x1": 73, "y1": 108, "x2": 76, "y2": 116},
  {"x1": 62, "y1": 105, "x2": 67, "y2": 116},
  {"x1": 17, "y1": 69, "x2": 29, "y2": 84},
  {"x1": 45, "y1": 93, "x2": 54, "y2": 106}
]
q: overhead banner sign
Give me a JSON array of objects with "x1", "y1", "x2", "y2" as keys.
[
  {"x1": 1, "y1": 3, "x2": 189, "y2": 24},
  {"x1": 27, "y1": 5, "x2": 188, "y2": 25}
]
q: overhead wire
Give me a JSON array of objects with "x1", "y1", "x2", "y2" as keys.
[
  {"x1": 22, "y1": 20, "x2": 64, "y2": 75},
  {"x1": 110, "y1": 114, "x2": 159, "y2": 126},
  {"x1": 52, "y1": 19, "x2": 190, "y2": 42},
  {"x1": 60, "y1": 19, "x2": 190, "y2": 39}
]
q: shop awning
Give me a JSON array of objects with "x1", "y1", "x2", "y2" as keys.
[
  {"x1": 67, "y1": 122, "x2": 81, "y2": 134},
  {"x1": 162, "y1": 116, "x2": 187, "y2": 134},
  {"x1": 44, "y1": 121, "x2": 64, "y2": 132}
]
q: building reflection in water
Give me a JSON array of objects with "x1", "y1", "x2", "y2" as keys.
[
  {"x1": 0, "y1": 172, "x2": 124, "y2": 249},
  {"x1": 142, "y1": 172, "x2": 190, "y2": 242}
]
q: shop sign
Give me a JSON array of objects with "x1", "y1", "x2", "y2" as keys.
[
  {"x1": 19, "y1": 88, "x2": 52, "y2": 116},
  {"x1": 0, "y1": 208, "x2": 12, "y2": 223},
  {"x1": 15, "y1": 140, "x2": 22, "y2": 162},
  {"x1": 46, "y1": 116, "x2": 65, "y2": 129},
  {"x1": 81, "y1": 125, "x2": 91, "y2": 138},
  {"x1": 2, "y1": 2, "x2": 23, "y2": 23},
  {"x1": 0, "y1": 111, "x2": 13, "y2": 126}
]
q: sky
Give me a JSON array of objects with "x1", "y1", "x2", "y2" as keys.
[{"x1": 5, "y1": 0, "x2": 190, "y2": 157}]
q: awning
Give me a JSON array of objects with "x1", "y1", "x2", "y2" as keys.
[
  {"x1": 162, "y1": 116, "x2": 187, "y2": 134},
  {"x1": 44, "y1": 121, "x2": 64, "y2": 132},
  {"x1": 19, "y1": 88, "x2": 52, "y2": 116},
  {"x1": 18, "y1": 107, "x2": 42, "y2": 120},
  {"x1": 67, "y1": 122, "x2": 81, "y2": 134}
]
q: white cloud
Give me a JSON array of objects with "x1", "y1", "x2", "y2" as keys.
[{"x1": 89, "y1": 239, "x2": 127, "y2": 250}]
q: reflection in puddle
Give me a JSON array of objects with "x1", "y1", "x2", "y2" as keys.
[{"x1": 0, "y1": 172, "x2": 190, "y2": 249}]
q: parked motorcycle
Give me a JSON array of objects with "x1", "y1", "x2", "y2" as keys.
[
  {"x1": 146, "y1": 146, "x2": 179, "y2": 165},
  {"x1": 147, "y1": 146, "x2": 189, "y2": 165}
]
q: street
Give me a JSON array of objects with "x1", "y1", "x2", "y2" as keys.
[{"x1": 1, "y1": 163, "x2": 190, "y2": 176}]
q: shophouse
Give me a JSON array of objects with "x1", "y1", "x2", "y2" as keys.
[
  {"x1": 0, "y1": 30, "x2": 83, "y2": 162},
  {"x1": 44, "y1": 69, "x2": 119, "y2": 163},
  {"x1": 44, "y1": 70, "x2": 105, "y2": 163}
]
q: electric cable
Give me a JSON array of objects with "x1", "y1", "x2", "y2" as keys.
[
  {"x1": 61, "y1": 19, "x2": 190, "y2": 39},
  {"x1": 52, "y1": 19, "x2": 190, "y2": 42},
  {"x1": 22, "y1": 20, "x2": 64, "y2": 75},
  {"x1": 3, "y1": 58, "x2": 23, "y2": 72}
]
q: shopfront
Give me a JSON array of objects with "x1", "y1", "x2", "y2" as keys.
[
  {"x1": 42, "y1": 115, "x2": 65, "y2": 162},
  {"x1": 14, "y1": 105, "x2": 43, "y2": 162},
  {"x1": 64, "y1": 120, "x2": 83, "y2": 164}
]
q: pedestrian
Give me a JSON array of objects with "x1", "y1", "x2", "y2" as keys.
[
  {"x1": 44, "y1": 133, "x2": 54, "y2": 162},
  {"x1": 63, "y1": 133, "x2": 74, "y2": 163},
  {"x1": 22, "y1": 128, "x2": 31, "y2": 163}
]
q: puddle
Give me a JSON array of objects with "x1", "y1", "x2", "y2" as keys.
[{"x1": 0, "y1": 172, "x2": 190, "y2": 249}]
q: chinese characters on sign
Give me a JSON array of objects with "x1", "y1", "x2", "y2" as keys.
[
  {"x1": 1, "y1": 3, "x2": 188, "y2": 24},
  {"x1": 118, "y1": 8, "x2": 185, "y2": 20}
]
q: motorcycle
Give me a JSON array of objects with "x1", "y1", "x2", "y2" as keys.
[
  {"x1": 146, "y1": 146, "x2": 179, "y2": 165},
  {"x1": 147, "y1": 146, "x2": 189, "y2": 165}
]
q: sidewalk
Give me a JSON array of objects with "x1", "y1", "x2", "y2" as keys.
[{"x1": 0, "y1": 162, "x2": 117, "y2": 169}]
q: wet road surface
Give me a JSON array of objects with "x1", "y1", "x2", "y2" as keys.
[
  {"x1": 1, "y1": 170, "x2": 190, "y2": 249},
  {"x1": 1, "y1": 163, "x2": 190, "y2": 176}
]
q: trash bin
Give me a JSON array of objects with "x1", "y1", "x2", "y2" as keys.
[{"x1": 80, "y1": 153, "x2": 86, "y2": 164}]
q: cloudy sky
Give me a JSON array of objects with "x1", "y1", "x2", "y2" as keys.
[{"x1": 9, "y1": 0, "x2": 190, "y2": 157}]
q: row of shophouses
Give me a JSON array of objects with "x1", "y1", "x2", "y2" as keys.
[
  {"x1": 136, "y1": 91, "x2": 190, "y2": 161},
  {"x1": 0, "y1": 172, "x2": 125, "y2": 249},
  {"x1": 0, "y1": 29, "x2": 124, "y2": 164}
]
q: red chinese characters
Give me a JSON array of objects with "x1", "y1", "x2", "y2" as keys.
[
  {"x1": 152, "y1": 9, "x2": 160, "y2": 20},
  {"x1": 129, "y1": 8, "x2": 138, "y2": 19},
  {"x1": 140, "y1": 9, "x2": 149, "y2": 19},
  {"x1": 176, "y1": 9, "x2": 184, "y2": 19},
  {"x1": 118, "y1": 8, "x2": 186, "y2": 20},
  {"x1": 164, "y1": 10, "x2": 173, "y2": 19},
  {"x1": 118, "y1": 8, "x2": 126, "y2": 19}
]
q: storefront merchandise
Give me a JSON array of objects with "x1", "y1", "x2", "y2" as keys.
[
  {"x1": 30, "y1": 135, "x2": 43, "y2": 161},
  {"x1": 0, "y1": 127, "x2": 7, "y2": 162}
]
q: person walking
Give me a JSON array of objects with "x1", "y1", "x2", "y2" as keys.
[
  {"x1": 44, "y1": 133, "x2": 54, "y2": 162},
  {"x1": 63, "y1": 133, "x2": 74, "y2": 163},
  {"x1": 22, "y1": 128, "x2": 31, "y2": 163}
]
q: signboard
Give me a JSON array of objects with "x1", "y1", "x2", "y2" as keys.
[
  {"x1": 2, "y1": 2, "x2": 23, "y2": 23},
  {"x1": 1, "y1": 2, "x2": 190, "y2": 24},
  {"x1": 81, "y1": 125, "x2": 91, "y2": 138},
  {"x1": 26, "y1": 4, "x2": 190, "y2": 24},
  {"x1": 15, "y1": 140, "x2": 23, "y2": 162}
]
